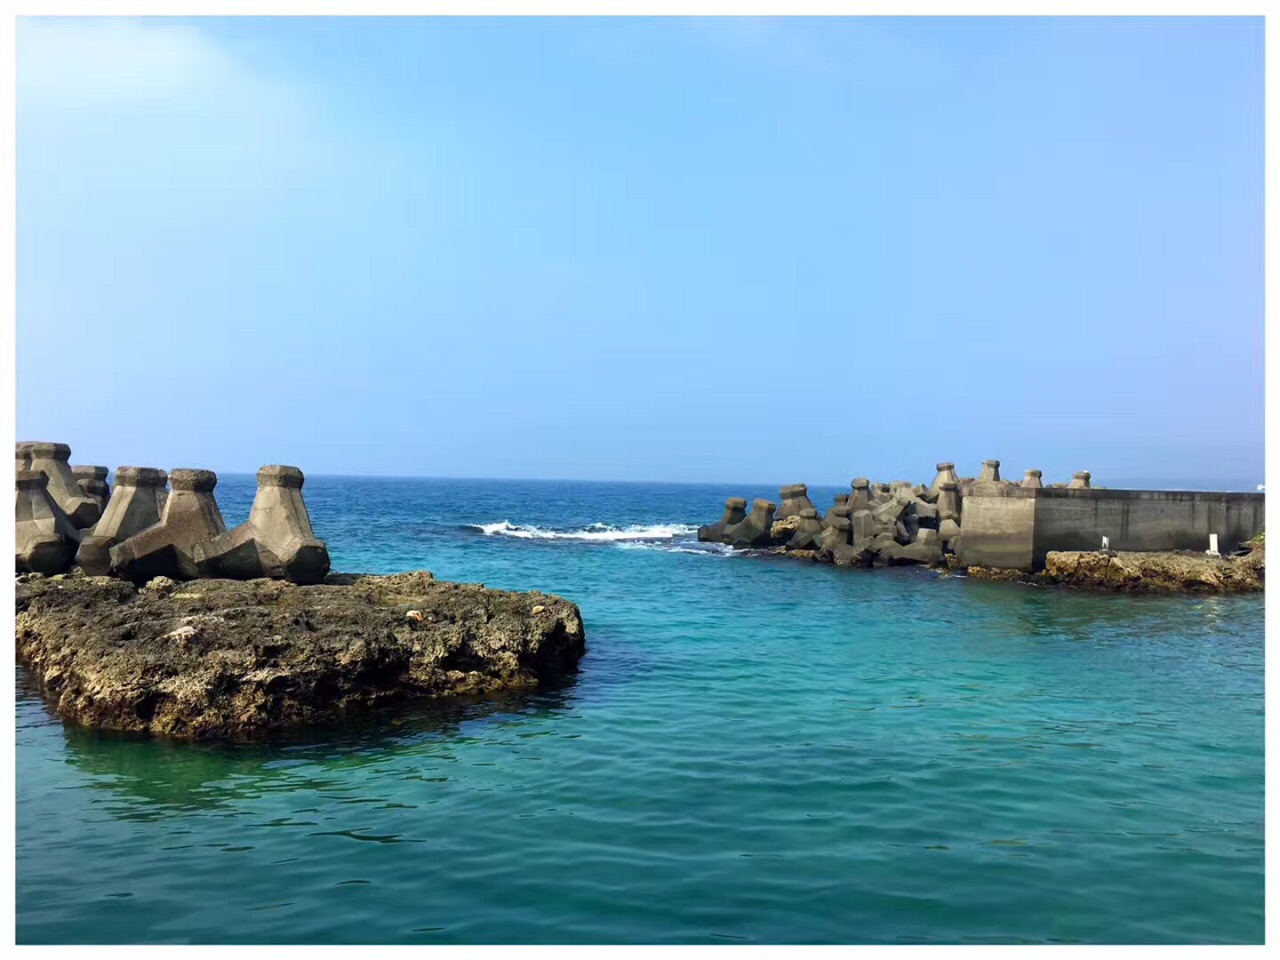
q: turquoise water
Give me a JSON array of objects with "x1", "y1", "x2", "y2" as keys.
[{"x1": 16, "y1": 477, "x2": 1265, "y2": 944}]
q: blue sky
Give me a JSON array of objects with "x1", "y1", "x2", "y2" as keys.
[{"x1": 16, "y1": 16, "x2": 1264, "y2": 486}]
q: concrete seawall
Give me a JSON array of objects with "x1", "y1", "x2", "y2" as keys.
[{"x1": 958, "y1": 487, "x2": 1265, "y2": 571}]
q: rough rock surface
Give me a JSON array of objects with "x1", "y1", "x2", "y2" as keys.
[
  {"x1": 769, "y1": 515, "x2": 803, "y2": 538},
  {"x1": 1040, "y1": 545, "x2": 1263, "y2": 593},
  {"x1": 962, "y1": 566, "x2": 1033, "y2": 583},
  {"x1": 15, "y1": 570, "x2": 586, "y2": 740}
]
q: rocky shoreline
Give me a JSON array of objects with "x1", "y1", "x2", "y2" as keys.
[
  {"x1": 15, "y1": 571, "x2": 586, "y2": 740},
  {"x1": 964, "y1": 543, "x2": 1265, "y2": 593},
  {"x1": 756, "y1": 541, "x2": 1264, "y2": 593}
]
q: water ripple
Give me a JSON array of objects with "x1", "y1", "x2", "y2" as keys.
[{"x1": 16, "y1": 476, "x2": 1264, "y2": 944}]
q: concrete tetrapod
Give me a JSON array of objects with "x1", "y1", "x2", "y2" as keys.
[
  {"x1": 16, "y1": 470, "x2": 80, "y2": 574},
  {"x1": 849, "y1": 478, "x2": 872, "y2": 513},
  {"x1": 936, "y1": 481, "x2": 962, "y2": 522},
  {"x1": 930, "y1": 462, "x2": 960, "y2": 495},
  {"x1": 73, "y1": 465, "x2": 111, "y2": 509},
  {"x1": 816, "y1": 524, "x2": 849, "y2": 555},
  {"x1": 777, "y1": 484, "x2": 817, "y2": 521},
  {"x1": 784, "y1": 507, "x2": 826, "y2": 549},
  {"x1": 825, "y1": 499, "x2": 852, "y2": 532},
  {"x1": 109, "y1": 469, "x2": 226, "y2": 582},
  {"x1": 23, "y1": 442, "x2": 101, "y2": 529},
  {"x1": 193, "y1": 465, "x2": 331, "y2": 584},
  {"x1": 75, "y1": 468, "x2": 169, "y2": 577},
  {"x1": 849, "y1": 509, "x2": 876, "y2": 542},
  {"x1": 698, "y1": 497, "x2": 748, "y2": 543},
  {"x1": 821, "y1": 494, "x2": 850, "y2": 529},
  {"x1": 723, "y1": 499, "x2": 776, "y2": 548}
]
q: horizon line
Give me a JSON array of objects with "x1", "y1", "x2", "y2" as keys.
[{"x1": 181, "y1": 470, "x2": 1265, "y2": 491}]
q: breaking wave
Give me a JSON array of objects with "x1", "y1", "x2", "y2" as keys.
[
  {"x1": 615, "y1": 541, "x2": 736, "y2": 556},
  {"x1": 469, "y1": 520, "x2": 700, "y2": 542}
]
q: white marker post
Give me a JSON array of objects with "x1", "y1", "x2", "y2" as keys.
[{"x1": 1206, "y1": 534, "x2": 1220, "y2": 558}]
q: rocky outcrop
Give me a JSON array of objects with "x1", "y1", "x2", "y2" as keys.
[
  {"x1": 15, "y1": 570, "x2": 586, "y2": 740},
  {"x1": 1041, "y1": 545, "x2": 1263, "y2": 593},
  {"x1": 962, "y1": 541, "x2": 1265, "y2": 592},
  {"x1": 769, "y1": 514, "x2": 804, "y2": 541}
]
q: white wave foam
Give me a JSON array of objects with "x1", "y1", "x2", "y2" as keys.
[
  {"x1": 615, "y1": 541, "x2": 736, "y2": 555},
  {"x1": 470, "y1": 520, "x2": 699, "y2": 542}
]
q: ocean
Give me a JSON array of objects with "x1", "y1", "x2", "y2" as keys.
[{"x1": 15, "y1": 475, "x2": 1265, "y2": 944}]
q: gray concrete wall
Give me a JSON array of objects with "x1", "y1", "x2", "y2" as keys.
[
  {"x1": 957, "y1": 487, "x2": 1265, "y2": 572},
  {"x1": 1031, "y1": 489, "x2": 1265, "y2": 564},
  {"x1": 956, "y1": 488, "x2": 1037, "y2": 571}
]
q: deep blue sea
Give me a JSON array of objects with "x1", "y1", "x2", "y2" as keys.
[{"x1": 15, "y1": 476, "x2": 1265, "y2": 944}]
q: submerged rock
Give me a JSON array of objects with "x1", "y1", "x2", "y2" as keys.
[{"x1": 15, "y1": 570, "x2": 586, "y2": 740}]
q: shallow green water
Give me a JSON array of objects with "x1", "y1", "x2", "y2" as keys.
[{"x1": 15, "y1": 477, "x2": 1265, "y2": 943}]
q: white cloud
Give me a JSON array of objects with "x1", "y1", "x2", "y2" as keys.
[
  {"x1": 17, "y1": 15, "x2": 332, "y2": 205},
  {"x1": 18, "y1": 17, "x2": 301, "y2": 119}
]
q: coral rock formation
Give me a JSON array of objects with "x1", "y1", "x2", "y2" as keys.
[{"x1": 16, "y1": 571, "x2": 586, "y2": 740}]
